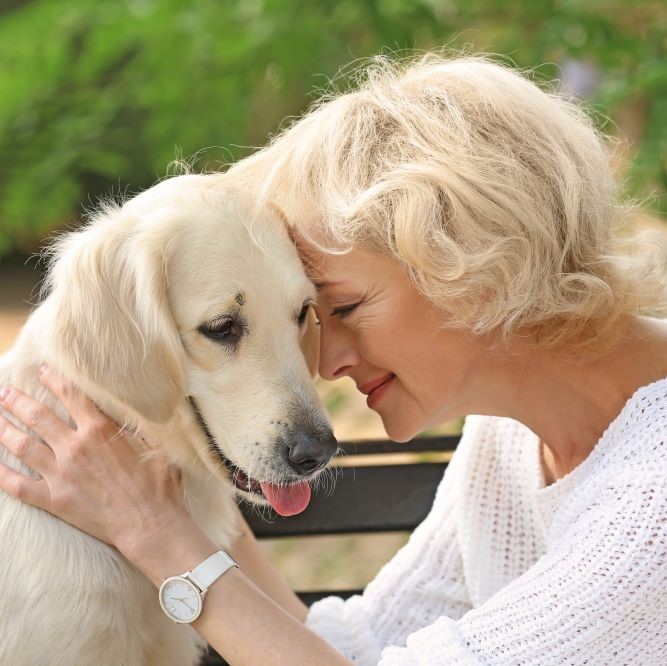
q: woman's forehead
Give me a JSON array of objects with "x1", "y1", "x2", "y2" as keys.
[
  {"x1": 300, "y1": 251, "x2": 347, "y2": 287},
  {"x1": 297, "y1": 244, "x2": 398, "y2": 290},
  {"x1": 297, "y1": 243, "x2": 355, "y2": 272}
]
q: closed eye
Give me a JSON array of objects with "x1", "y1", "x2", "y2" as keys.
[{"x1": 330, "y1": 302, "x2": 360, "y2": 318}]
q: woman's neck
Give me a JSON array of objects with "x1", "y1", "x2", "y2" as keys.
[{"x1": 481, "y1": 316, "x2": 667, "y2": 483}]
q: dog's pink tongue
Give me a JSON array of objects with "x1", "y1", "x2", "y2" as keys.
[{"x1": 259, "y1": 481, "x2": 311, "y2": 516}]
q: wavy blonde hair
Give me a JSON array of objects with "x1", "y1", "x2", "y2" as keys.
[{"x1": 230, "y1": 53, "x2": 667, "y2": 352}]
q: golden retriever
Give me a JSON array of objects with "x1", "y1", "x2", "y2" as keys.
[{"x1": 0, "y1": 173, "x2": 336, "y2": 665}]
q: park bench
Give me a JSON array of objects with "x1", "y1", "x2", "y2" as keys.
[{"x1": 201, "y1": 433, "x2": 459, "y2": 665}]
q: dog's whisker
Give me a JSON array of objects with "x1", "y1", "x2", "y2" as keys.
[{"x1": 327, "y1": 465, "x2": 342, "y2": 497}]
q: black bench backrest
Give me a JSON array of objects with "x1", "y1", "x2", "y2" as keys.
[{"x1": 242, "y1": 435, "x2": 458, "y2": 538}]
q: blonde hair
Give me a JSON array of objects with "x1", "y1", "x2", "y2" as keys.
[{"x1": 230, "y1": 53, "x2": 667, "y2": 352}]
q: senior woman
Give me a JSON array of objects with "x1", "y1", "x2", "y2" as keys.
[{"x1": 1, "y1": 54, "x2": 667, "y2": 664}]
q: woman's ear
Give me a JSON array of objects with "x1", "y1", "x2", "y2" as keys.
[
  {"x1": 300, "y1": 307, "x2": 321, "y2": 379},
  {"x1": 45, "y1": 204, "x2": 185, "y2": 423}
]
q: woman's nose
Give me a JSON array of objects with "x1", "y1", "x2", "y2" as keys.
[{"x1": 318, "y1": 321, "x2": 360, "y2": 381}]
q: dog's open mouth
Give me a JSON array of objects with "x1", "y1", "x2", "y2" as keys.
[
  {"x1": 188, "y1": 397, "x2": 312, "y2": 516},
  {"x1": 217, "y1": 452, "x2": 312, "y2": 516},
  {"x1": 220, "y1": 454, "x2": 263, "y2": 495}
]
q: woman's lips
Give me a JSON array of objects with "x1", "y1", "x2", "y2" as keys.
[{"x1": 360, "y1": 373, "x2": 395, "y2": 408}]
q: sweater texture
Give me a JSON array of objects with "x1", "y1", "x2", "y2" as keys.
[{"x1": 306, "y1": 377, "x2": 667, "y2": 664}]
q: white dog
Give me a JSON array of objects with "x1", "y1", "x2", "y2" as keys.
[{"x1": 0, "y1": 174, "x2": 336, "y2": 666}]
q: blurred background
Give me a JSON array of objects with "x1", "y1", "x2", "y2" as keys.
[{"x1": 1, "y1": 0, "x2": 666, "y2": 593}]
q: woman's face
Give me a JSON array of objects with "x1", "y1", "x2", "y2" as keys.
[{"x1": 298, "y1": 243, "x2": 490, "y2": 441}]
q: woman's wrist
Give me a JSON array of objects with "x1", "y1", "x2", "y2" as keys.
[{"x1": 117, "y1": 508, "x2": 217, "y2": 587}]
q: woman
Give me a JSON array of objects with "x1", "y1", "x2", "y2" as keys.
[{"x1": 1, "y1": 54, "x2": 667, "y2": 664}]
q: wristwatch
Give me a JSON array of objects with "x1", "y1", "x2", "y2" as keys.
[{"x1": 158, "y1": 550, "x2": 238, "y2": 623}]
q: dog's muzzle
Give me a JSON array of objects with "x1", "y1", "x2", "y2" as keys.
[{"x1": 186, "y1": 396, "x2": 338, "y2": 516}]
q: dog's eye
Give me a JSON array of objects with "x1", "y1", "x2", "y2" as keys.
[{"x1": 199, "y1": 317, "x2": 242, "y2": 344}]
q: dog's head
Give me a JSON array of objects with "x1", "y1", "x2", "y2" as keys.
[{"x1": 44, "y1": 174, "x2": 336, "y2": 516}]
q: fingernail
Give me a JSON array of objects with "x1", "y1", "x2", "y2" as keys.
[
  {"x1": 0, "y1": 388, "x2": 9, "y2": 401},
  {"x1": 38, "y1": 363, "x2": 48, "y2": 374}
]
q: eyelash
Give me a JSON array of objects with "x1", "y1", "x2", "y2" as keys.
[{"x1": 330, "y1": 302, "x2": 360, "y2": 318}]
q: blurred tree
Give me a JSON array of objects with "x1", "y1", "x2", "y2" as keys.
[{"x1": 0, "y1": 0, "x2": 665, "y2": 256}]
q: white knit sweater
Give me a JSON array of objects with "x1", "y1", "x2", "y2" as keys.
[{"x1": 306, "y1": 377, "x2": 667, "y2": 665}]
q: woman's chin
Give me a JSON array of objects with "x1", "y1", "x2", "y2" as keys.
[{"x1": 381, "y1": 418, "x2": 421, "y2": 443}]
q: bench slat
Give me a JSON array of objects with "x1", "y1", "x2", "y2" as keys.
[
  {"x1": 297, "y1": 589, "x2": 357, "y2": 605},
  {"x1": 241, "y1": 462, "x2": 447, "y2": 537},
  {"x1": 336, "y1": 434, "x2": 458, "y2": 456}
]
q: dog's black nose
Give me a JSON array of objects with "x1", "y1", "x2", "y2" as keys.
[{"x1": 287, "y1": 429, "x2": 338, "y2": 476}]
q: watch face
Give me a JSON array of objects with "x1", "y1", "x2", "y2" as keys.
[{"x1": 159, "y1": 576, "x2": 203, "y2": 623}]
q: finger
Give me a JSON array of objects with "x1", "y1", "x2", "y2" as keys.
[
  {"x1": 0, "y1": 461, "x2": 50, "y2": 510},
  {"x1": 0, "y1": 386, "x2": 72, "y2": 444},
  {"x1": 37, "y1": 364, "x2": 106, "y2": 428},
  {"x1": 0, "y1": 414, "x2": 55, "y2": 476}
]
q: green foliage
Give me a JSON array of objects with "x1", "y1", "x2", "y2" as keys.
[{"x1": 1, "y1": 0, "x2": 665, "y2": 256}]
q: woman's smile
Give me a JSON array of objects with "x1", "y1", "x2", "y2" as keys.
[{"x1": 359, "y1": 372, "x2": 396, "y2": 408}]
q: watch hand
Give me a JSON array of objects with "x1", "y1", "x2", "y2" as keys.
[{"x1": 177, "y1": 598, "x2": 196, "y2": 612}]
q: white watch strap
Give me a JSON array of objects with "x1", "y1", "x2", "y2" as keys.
[{"x1": 188, "y1": 550, "x2": 238, "y2": 592}]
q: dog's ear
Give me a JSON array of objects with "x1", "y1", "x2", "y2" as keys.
[
  {"x1": 265, "y1": 203, "x2": 321, "y2": 379},
  {"x1": 300, "y1": 307, "x2": 320, "y2": 379},
  {"x1": 45, "y1": 203, "x2": 185, "y2": 423}
]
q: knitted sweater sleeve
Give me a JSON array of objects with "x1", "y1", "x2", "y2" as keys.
[
  {"x1": 378, "y1": 470, "x2": 667, "y2": 665},
  {"x1": 305, "y1": 423, "x2": 475, "y2": 664}
]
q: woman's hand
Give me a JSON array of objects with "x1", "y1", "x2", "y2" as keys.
[
  {"x1": 0, "y1": 366, "x2": 351, "y2": 664},
  {"x1": 0, "y1": 364, "x2": 188, "y2": 555}
]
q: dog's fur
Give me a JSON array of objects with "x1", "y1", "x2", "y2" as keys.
[{"x1": 0, "y1": 174, "x2": 333, "y2": 665}]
